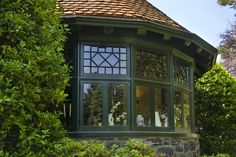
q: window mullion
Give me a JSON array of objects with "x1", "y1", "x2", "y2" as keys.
[{"x1": 103, "y1": 82, "x2": 108, "y2": 129}]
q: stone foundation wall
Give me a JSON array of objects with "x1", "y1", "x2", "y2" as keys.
[{"x1": 77, "y1": 136, "x2": 200, "y2": 157}]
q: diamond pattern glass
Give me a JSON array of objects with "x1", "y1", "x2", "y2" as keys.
[{"x1": 83, "y1": 45, "x2": 127, "y2": 75}]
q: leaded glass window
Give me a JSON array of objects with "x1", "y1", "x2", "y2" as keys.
[
  {"x1": 83, "y1": 45, "x2": 127, "y2": 75},
  {"x1": 174, "y1": 59, "x2": 190, "y2": 86},
  {"x1": 136, "y1": 50, "x2": 168, "y2": 80}
]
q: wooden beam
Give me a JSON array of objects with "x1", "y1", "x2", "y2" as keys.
[
  {"x1": 137, "y1": 28, "x2": 147, "y2": 35},
  {"x1": 163, "y1": 33, "x2": 171, "y2": 40},
  {"x1": 197, "y1": 47, "x2": 203, "y2": 53},
  {"x1": 104, "y1": 27, "x2": 114, "y2": 34},
  {"x1": 184, "y1": 40, "x2": 192, "y2": 46}
]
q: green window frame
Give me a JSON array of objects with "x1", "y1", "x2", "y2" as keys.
[
  {"x1": 69, "y1": 40, "x2": 195, "y2": 134},
  {"x1": 79, "y1": 81, "x2": 131, "y2": 131},
  {"x1": 80, "y1": 43, "x2": 130, "y2": 78},
  {"x1": 133, "y1": 82, "x2": 170, "y2": 131},
  {"x1": 174, "y1": 90, "x2": 192, "y2": 132}
]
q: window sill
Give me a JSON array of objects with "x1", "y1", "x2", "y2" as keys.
[{"x1": 68, "y1": 131, "x2": 199, "y2": 138}]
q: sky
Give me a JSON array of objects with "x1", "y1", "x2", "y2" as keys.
[{"x1": 147, "y1": 0, "x2": 235, "y2": 47}]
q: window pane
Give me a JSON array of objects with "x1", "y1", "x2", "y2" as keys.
[
  {"x1": 136, "y1": 50, "x2": 168, "y2": 80},
  {"x1": 155, "y1": 88, "x2": 168, "y2": 127},
  {"x1": 83, "y1": 45, "x2": 127, "y2": 75},
  {"x1": 136, "y1": 86, "x2": 151, "y2": 127},
  {"x1": 174, "y1": 59, "x2": 190, "y2": 86},
  {"x1": 174, "y1": 91, "x2": 182, "y2": 129},
  {"x1": 183, "y1": 93, "x2": 190, "y2": 128},
  {"x1": 174, "y1": 91, "x2": 191, "y2": 129},
  {"x1": 108, "y1": 84, "x2": 128, "y2": 126},
  {"x1": 83, "y1": 83, "x2": 103, "y2": 126}
]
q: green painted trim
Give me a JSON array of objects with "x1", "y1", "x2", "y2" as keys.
[
  {"x1": 169, "y1": 54, "x2": 175, "y2": 131},
  {"x1": 62, "y1": 15, "x2": 218, "y2": 55},
  {"x1": 172, "y1": 49, "x2": 194, "y2": 62}
]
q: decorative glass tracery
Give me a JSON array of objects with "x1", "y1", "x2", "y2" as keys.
[
  {"x1": 174, "y1": 59, "x2": 190, "y2": 86},
  {"x1": 136, "y1": 50, "x2": 168, "y2": 80},
  {"x1": 83, "y1": 45, "x2": 127, "y2": 75}
]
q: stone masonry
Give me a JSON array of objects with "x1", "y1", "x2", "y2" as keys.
[{"x1": 77, "y1": 136, "x2": 200, "y2": 157}]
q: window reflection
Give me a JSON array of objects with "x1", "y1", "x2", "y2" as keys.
[
  {"x1": 174, "y1": 91, "x2": 190, "y2": 129},
  {"x1": 83, "y1": 83, "x2": 103, "y2": 126},
  {"x1": 108, "y1": 84, "x2": 127, "y2": 126},
  {"x1": 155, "y1": 88, "x2": 168, "y2": 127},
  {"x1": 136, "y1": 86, "x2": 151, "y2": 127}
]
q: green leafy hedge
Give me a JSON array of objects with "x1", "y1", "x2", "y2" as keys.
[
  {"x1": 0, "y1": 139, "x2": 156, "y2": 157},
  {"x1": 0, "y1": 0, "x2": 70, "y2": 155},
  {"x1": 195, "y1": 63, "x2": 236, "y2": 156}
]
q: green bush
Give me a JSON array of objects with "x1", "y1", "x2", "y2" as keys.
[
  {"x1": 0, "y1": 0, "x2": 70, "y2": 155},
  {"x1": 195, "y1": 63, "x2": 236, "y2": 156},
  {"x1": 202, "y1": 154, "x2": 230, "y2": 157},
  {"x1": 114, "y1": 140, "x2": 155, "y2": 157},
  {"x1": 62, "y1": 139, "x2": 155, "y2": 157}
]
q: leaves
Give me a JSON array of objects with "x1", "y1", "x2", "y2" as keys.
[
  {"x1": 195, "y1": 63, "x2": 236, "y2": 155},
  {"x1": 0, "y1": 0, "x2": 70, "y2": 155}
]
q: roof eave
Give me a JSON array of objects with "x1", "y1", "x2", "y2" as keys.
[{"x1": 62, "y1": 15, "x2": 218, "y2": 76}]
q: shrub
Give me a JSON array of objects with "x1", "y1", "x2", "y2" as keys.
[
  {"x1": 195, "y1": 63, "x2": 236, "y2": 156},
  {"x1": 0, "y1": 0, "x2": 69, "y2": 155},
  {"x1": 63, "y1": 139, "x2": 155, "y2": 157},
  {"x1": 115, "y1": 140, "x2": 155, "y2": 157},
  {"x1": 202, "y1": 154, "x2": 230, "y2": 157}
]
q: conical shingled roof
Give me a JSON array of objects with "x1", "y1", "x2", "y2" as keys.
[{"x1": 58, "y1": 0, "x2": 187, "y2": 31}]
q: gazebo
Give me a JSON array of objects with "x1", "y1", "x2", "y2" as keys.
[{"x1": 58, "y1": 0, "x2": 217, "y2": 156}]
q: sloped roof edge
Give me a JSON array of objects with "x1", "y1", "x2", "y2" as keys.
[{"x1": 62, "y1": 15, "x2": 218, "y2": 55}]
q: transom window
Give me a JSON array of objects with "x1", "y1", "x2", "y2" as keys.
[
  {"x1": 83, "y1": 45, "x2": 127, "y2": 75},
  {"x1": 136, "y1": 50, "x2": 168, "y2": 80},
  {"x1": 174, "y1": 59, "x2": 190, "y2": 86}
]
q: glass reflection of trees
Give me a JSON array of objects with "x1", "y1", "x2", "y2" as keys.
[
  {"x1": 108, "y1": 84, "x2": 127, "y2": 126},
  {"x1": 174, "y1": 91, "x2": 190, "y2": 129},
  {"x1": 136, "y1": 50, "x2": 167, "y2": 80},
  {"x1": 155, "y1": 89, "x2": 168, "y2": 127},
  {"x1": 83, "y1": 83, "x2": 103, "y2": 126}
]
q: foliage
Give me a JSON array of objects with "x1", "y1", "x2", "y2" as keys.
[
  {"x1": 217, "y1": 0, "x2": 236, "y2": 7},
  {"x1": 219, "y1": 22, "x2": 236, "y2": 77},
  {"x1": 202, "y1": 154, "x2": 230, "y2": 157},
  {"x1": 63, "y1": 139, "x2": 155, "y2": 157},
  {"x1": 218, "y1": 0, "x2": 236, "y2": 77},
  {"x1": 114, "y1": 140, "x2": 155, "y2": 157},
  {"x1": 0, "y1": 0, "x2": 70, "y2": 155},
  {"x1": 195, "y1": 63, "x2": 236, "y2": 156}
]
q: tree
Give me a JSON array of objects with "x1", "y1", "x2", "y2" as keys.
[
  {"x1": 217, "y1": 0, "x2": 236, "y2": 7},
  {"x1": 0, "y1": 0, "x2": 70, "y2": 155},
  {"x1": 219, "y1": 23, "x2": 236, "y2": 77},
  {"x1": 195, "y1": 63, "x2": 236, "y2": 156},
  {"x1": 218, "y1": 0, "x2": 236, "y2": 77}
]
